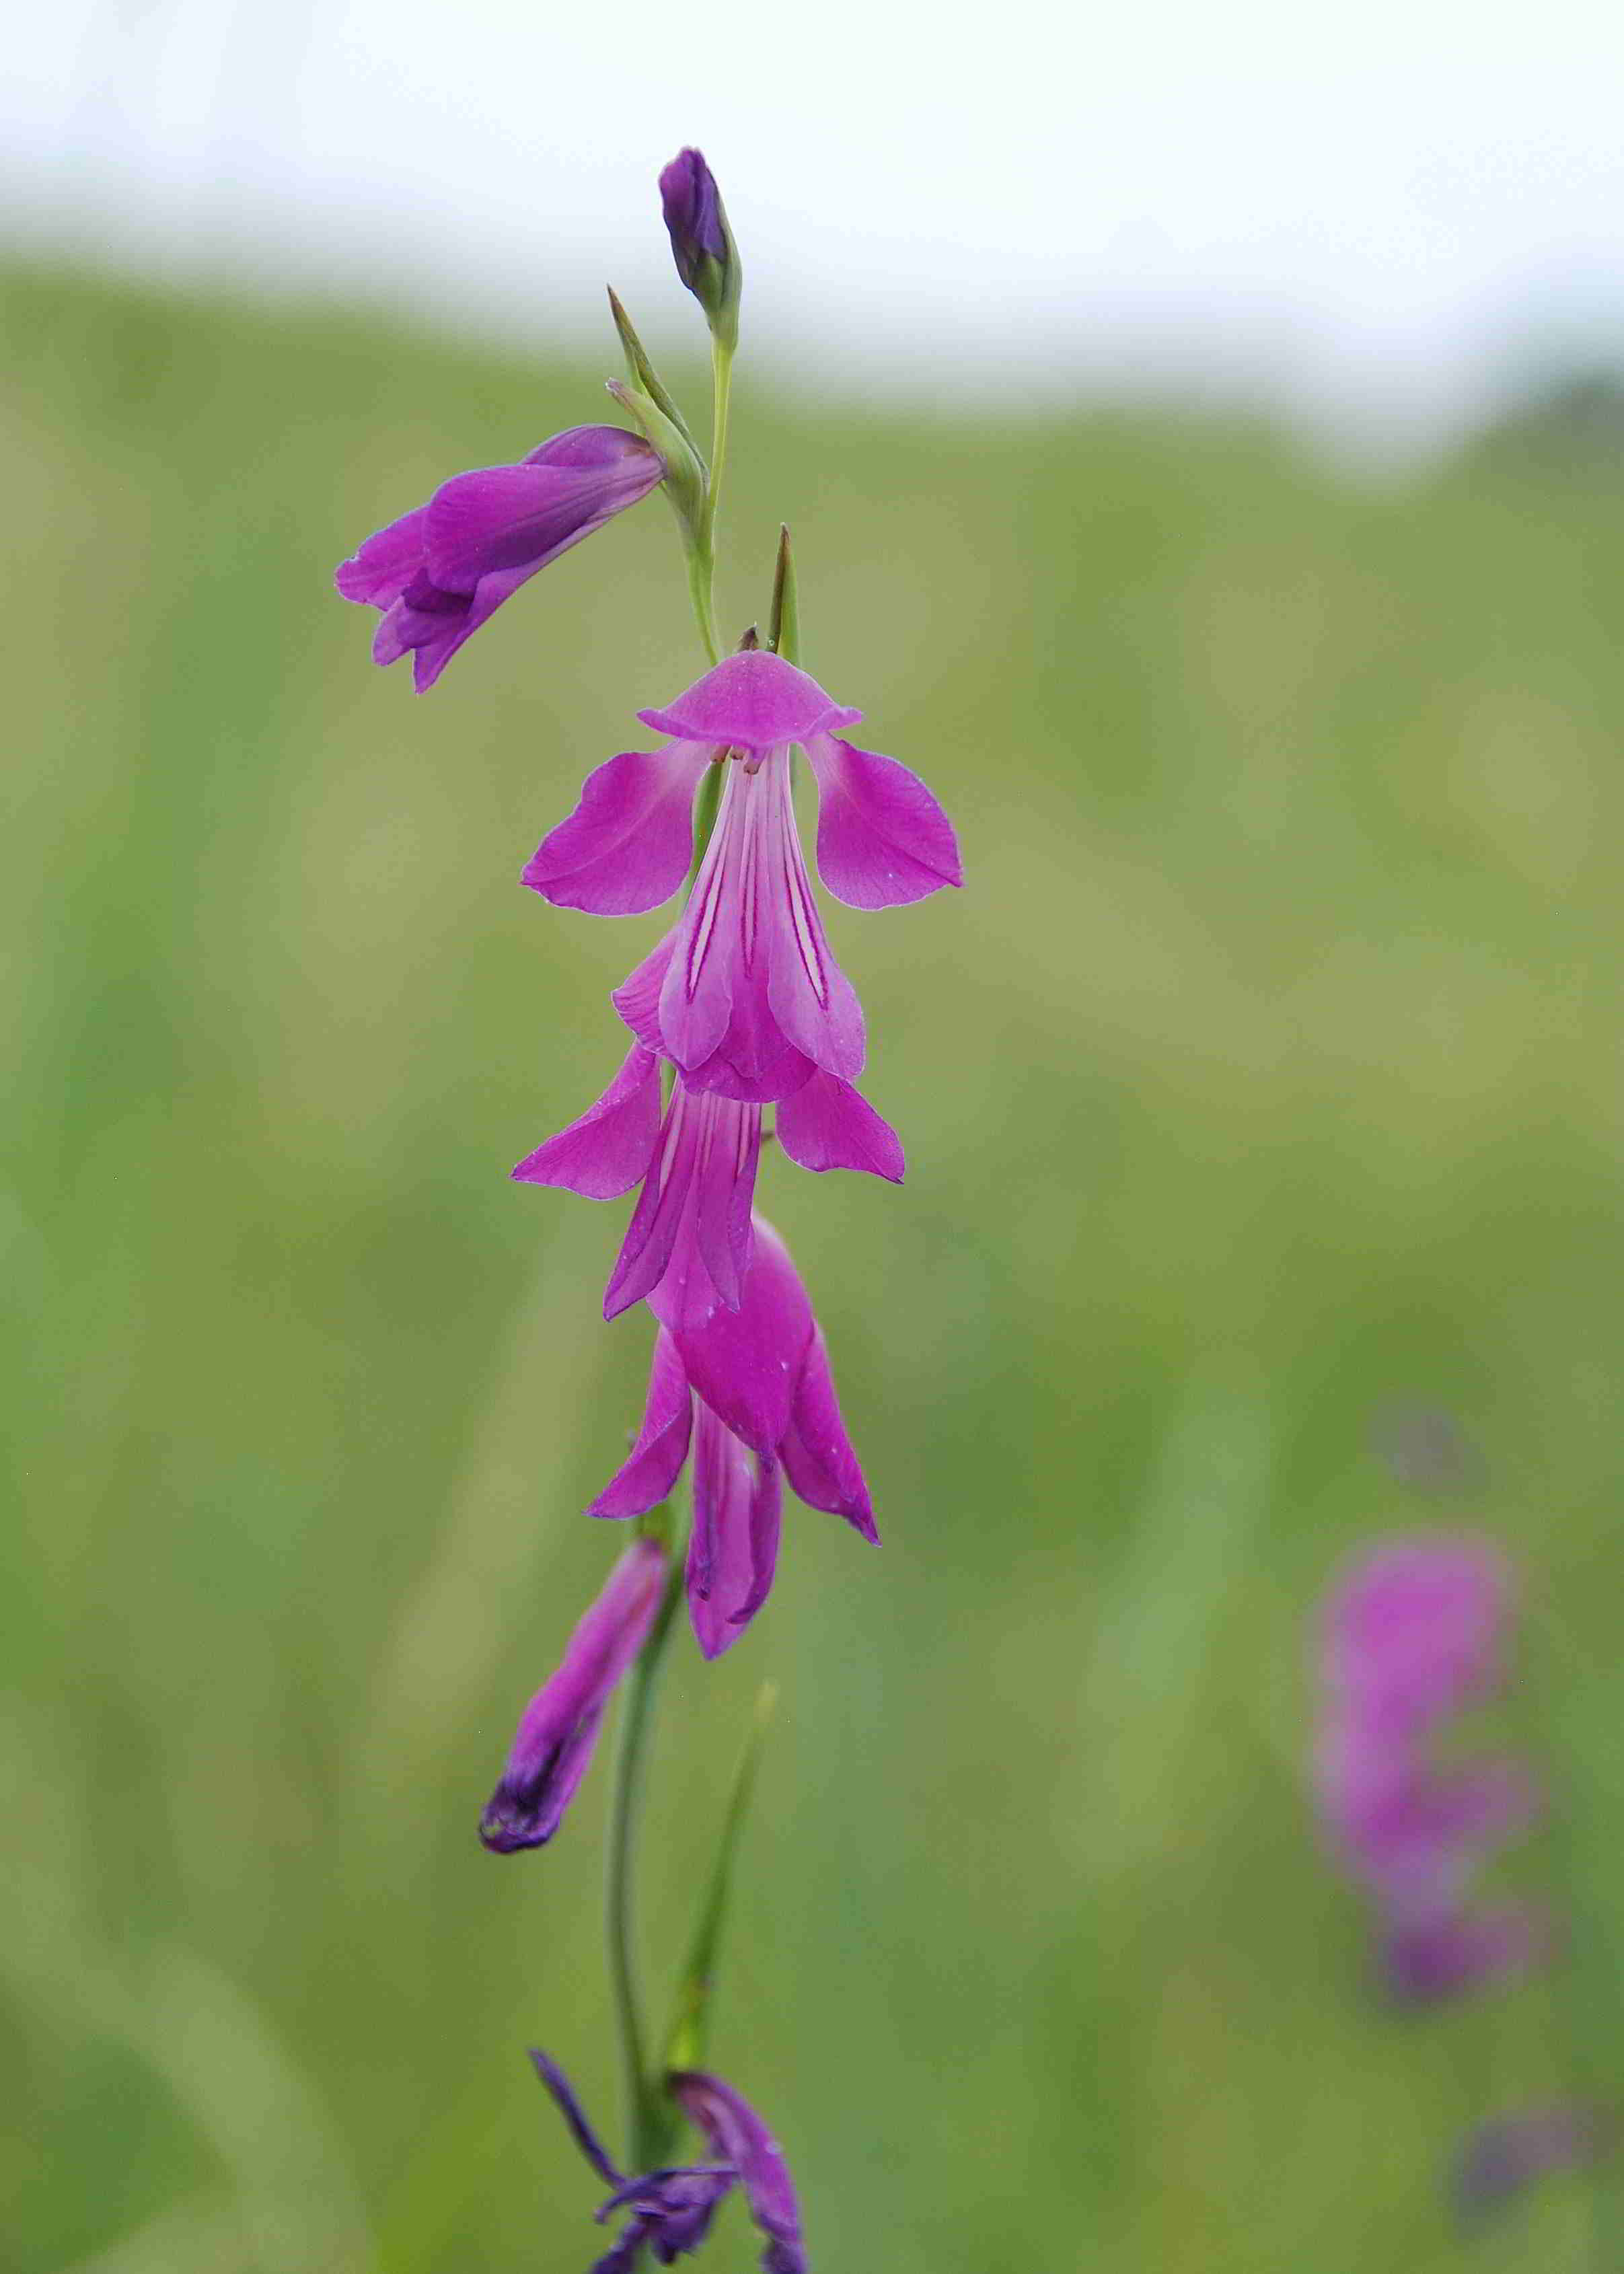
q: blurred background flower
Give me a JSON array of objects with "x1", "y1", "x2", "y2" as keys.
[{"x1": 9, "y1": 8, "x2": 1624, "y2": 2272}]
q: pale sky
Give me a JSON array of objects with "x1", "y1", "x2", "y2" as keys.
[{"x1": 8, "y1": 0, "x2": 1623, "y2": 448}]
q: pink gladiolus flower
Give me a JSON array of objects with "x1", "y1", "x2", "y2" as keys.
[
  {"x1": 1311, "y1": 1537, "x2": 1545, "y2": 2005},
  {"x1": 523, "y1": 651, "x2": 961, "y2": 1101},
  {"x1": 588, "y1": 1216, "x2": 875, "y2": 1658},
  {"x1": 513, "y1": 1045, "x2": 903, "y2": 1331},
  {"x1": 335, "y1": 426, "x2": 665, "y2": 692},
  {"x1": 479, "y1": 1537, "x2": 666, "y2": 1852}
]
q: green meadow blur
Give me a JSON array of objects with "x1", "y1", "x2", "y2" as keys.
[{"x1": 8, "y1": 258, "x2": 1624, "y2": 2273}]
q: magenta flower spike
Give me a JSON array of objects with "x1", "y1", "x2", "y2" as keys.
[
  {"x1": 513, "y1": 1044, "x2": 903, "y2": 1331},
  {"x1": 589, "y1": 1217, "x2": 875, "y2": 1658},
  {"x1": 335, "y1": 426, "x2": 665, "y2": 692},
  {"x1": 1312, "y1": 1537, "x2": 1544, "y2": 2005},
  {"x1": 531, "y1": 2050, "x2": 804, "y2": 2274},
  {"x1": 480, "y1": 1538, "x2": 667, "y2": 1853},
  {"x1": 523, "y1": 650, "x2": 961, "y2": 1103}
]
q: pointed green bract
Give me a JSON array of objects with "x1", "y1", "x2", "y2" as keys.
[
  {"x1": 768, "y1": 525, "x2": 801, "y2": 667},
  {"x1": 607, "y1": 287, "x2": 698, "y2": 452},
  {"x1": 661, "y1": 1684, "x2": 778, "y2": 2080},
  {"x1": 605, "y1": 377, "x2": 708, "y2": 549}
]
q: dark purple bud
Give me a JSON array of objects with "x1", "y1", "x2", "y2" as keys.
[
  {"x1": 480, "y1": 1540, "x2": 666, "y2": 1851},
  {"x1": 659, "y1": 148, "x2": 741, "y2": 349}
]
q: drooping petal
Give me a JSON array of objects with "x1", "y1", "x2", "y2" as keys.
[
  {"x1": 782, "y1": 1326, "x2": 877, "y2": 1541},
  {"x1": 776, "y1": 1069, "x2": 904, "y2": 1181},
  {"x1": 593, "y1": 2166, "x2": 734, "y2": 2269},
  {"x1": 762, "y1": 761, "x2": 866, "y2": 1081},
  {"x1": 335, "y1": 504, "x2": 431, "y2": 607},
  {"x1": 479, "y1": 1538, "x2": 666, "y2": 1851},
  {"x1": 605, "y1": 1087, "x2": 760, "y2": 1330},
  {"x1": 384, "y1": 558, "x2": 537, "y2": 693},
  {"x1": 659, "y1": 761, "x2": 747, "y2": 1073},
  {"x1": 687, "y1": 1406, "x2": 782, "y2": 1660},
  {"x1": 637, "y1": 649, "x2": 858, "y2": 751},
  {"x1": 673, "y1": 1218, "x2": 814, "y2": 1457},
  {"x1": 804, "y1": 731, "x2": 963, "y2": 908},
  {"x1": 671, "y1": 2072, "x2": 805, "y2": 2274},
  {"x1": 590, "y1": 1334, "x2": 692, "y2": 1517},
  {"x1": 524, "y1": 743, "x2": 712, "y2": 916},
  {"x1": 690, "y1": 1090, "x2": 760, "y2": 1318},
  {"x1": 589, "y1": 2232, "x2": 645, "y2": 2274},
  {"x1": 732, "y1": 1457, "x2": 784, "y2": 1636},
  {"x1": 529, "y1": 2051, "x2": 624, "y2": 2189},
  {"x1": 613, "y1": 931, "x2": 677, "y2": 1053},
  {"x1": 513, "y1": 1046, "x2": 662, "y2": 1200}
]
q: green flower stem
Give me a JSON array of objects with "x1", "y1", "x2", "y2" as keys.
[
  {"x1": 681, "y1": 342, "x2": 735, "y2": 667},
  {"x1": 605, "y1": 330, "x2": 740, "y2": 2180},
  {"x1": 699, "y1": 342, "x2": 734, "y2": 567},
  {"x1": 604, "y1": 1533, "x2": 687, "y2": 2173},
  {"x1": 685, "y1": 548, "x2": 722, "y2": 667}
]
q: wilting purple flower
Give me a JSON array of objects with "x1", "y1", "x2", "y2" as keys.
[
  {"x1": 513, "y1": 1045, "x2": 902, "y2": 1331},
  {"x1": 659, "y1": 148, "x2": 741, "y2": 347},
  {"x1": 1454, "y1": 2105, "x2": 1604, "y2": 2224},
  {"x1": 523, "y1": 651, "x2": 961, "y2": 1103},
  {"x1": 532, "y1": 2050, "x2": 805, "y2": 2273},
  {"x1": 480, "y1": 1538, "x2": 666, "y2": 1852},
  {"x1": 671, "y1": 2072, "x2": 805, "y2": 2274},
  {"x1": 589, "y1": 1215, "x2": 875, "y2": 1658},
  {"x1": 335, "y1": 426, "x2": 665, "y2": 692},
  {"x1": 1313, "y1": 1536, "x2": 1543, "y2": 2004}
]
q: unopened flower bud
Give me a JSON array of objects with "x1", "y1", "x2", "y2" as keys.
[
  {"x1": 478, "y1": 1539, "x2": 666, "y2": 1851},
  {"x1": 659, "y1": 147, "x2": 741, "y2": 351}
]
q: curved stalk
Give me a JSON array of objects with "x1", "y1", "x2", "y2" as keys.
[
  {"x1": 606, "y1": 328, "x2": 739, "y2": 2180},
  {"x1": 603, "y1": 1537, "x2": 686, "y2": 2172}
]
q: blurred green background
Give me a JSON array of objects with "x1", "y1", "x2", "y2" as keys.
[{"x1": 7, "y1": 258, "x2": 1624, "y2": 2274}]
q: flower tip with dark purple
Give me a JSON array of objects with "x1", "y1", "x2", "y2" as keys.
[
  {"x1": 659, "y1": 150, "x2": 725, "y2": 268},
  {"x1": 659, "y1": 149, "x2": 728, "y2": 277},
  {"x1": 478, "y1": 1539, "x2": 665, "y2": 1856},
  {"x1": 534, "y1": 2051, "x2": 801, "y2": 2272},
  {"x1": 658, "y1": 149, "x2": 741, "y2": 345}
]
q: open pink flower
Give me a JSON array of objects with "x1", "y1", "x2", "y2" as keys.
[
  {"x1": 587, "y1": 1216, "x2": 875, "y2": 1658},
  {"x1": 513, "y1": 1045, "x2": 903, "y2": 1330},
  {"x1": 335, "y1": 426, "x2": 664, "y2": 692},
  {"x1": 523, "y1": 651, "x2": 961, "y2": 1100}
]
